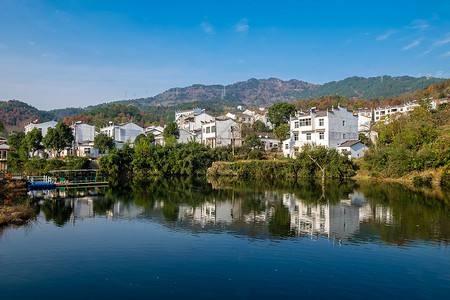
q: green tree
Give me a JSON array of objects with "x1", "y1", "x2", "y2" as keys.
[
  {"x1": 7, "y1": 132, "x2": 28, "y2": 169},
  {"x1": 94, "y1": 133, "x2": 115, "y2": 154},
  {"x1": 163, "y1": 122, "x2": 180, "y2": 141},
  {"x1": 43, "y1": 122, "x2": 74, "y2": 156},
  {"x1": 135, "y1": 133, "x2": 155, "y2": 145},
  {"x1": 268, "y1": 102, "x2": 296, "y2": 128},
  {"x1": 24, "y1": 128, "x2": 43, "y2": 156},
  {"x1": 252, "y1": 120, "x2": 268, "y2": 132},
  {"x1": 244, "y1": 134, "x2": 261, "y2": 149},
  {"x1": 273, "y1": 123, "x2": 290, "y2": 149},
  {"x1": 7, "y1": 132, "x2": 25, "y2": 149}
]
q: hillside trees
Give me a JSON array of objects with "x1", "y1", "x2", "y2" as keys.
[{"x1": 362, "y1": 105, "x2": 449, "y2": 177}]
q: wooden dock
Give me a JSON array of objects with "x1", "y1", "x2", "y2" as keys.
[{"x1": 28, "y1": 169, "x2": 108, "y2": 190}]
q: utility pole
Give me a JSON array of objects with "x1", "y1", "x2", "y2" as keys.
[{"x1": 231, "y1": 126, "x2": 235, "y2": 157}]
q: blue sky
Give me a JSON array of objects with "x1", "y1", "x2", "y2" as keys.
[{"x1": 0, "y1": 0, "x2": 449, "y2": 110}]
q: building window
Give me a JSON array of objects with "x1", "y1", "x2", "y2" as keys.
[
  {"x1": 203, "y1": 128, "x2": 205, "y2": 133},
  {"x1": 342, "y1": 120, "x2": 346, "y2": 126},
  {"x1": 294, "y1": 133, "x2": 298, "y2": 141},
  {"x1": 319, "y1": 119, "x2": 324, "y2": 126},
  {"x1": 306, "y1": 133, "x2": 311, "y2": 140},
  {"x1": 343, "y1": 134, "x2": 346, "y2": 139},
  {"x1": 285, "y1": 144, "x2": 288, "y2": 149},
  {"x1": 300, "y1": 118, "x2": 311, "y2": 126},
  {"x1": 319, "y1": 132, "x2": 324, "y2": 140},
  {"x1": 212, "y1": 126, "x2": 216, "y2": 133},
  {"x1": 294, "y1": 121, "x2": 299, "y2": 128},
  {"x1": 206, "y1": 127, "x2": 210, "y2": 134}
]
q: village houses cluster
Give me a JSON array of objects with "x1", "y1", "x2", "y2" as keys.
[{"x1": 1, "y1": 98, "x2": 446, "y2": 166}]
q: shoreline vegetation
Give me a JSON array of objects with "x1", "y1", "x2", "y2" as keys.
[{"x1": 0, "y1": 180, "x2": 33, "y2": 227}]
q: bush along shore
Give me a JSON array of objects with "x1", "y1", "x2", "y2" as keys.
[{"x1": 98, "y1": 141, "x2": 356, "y2": 182}]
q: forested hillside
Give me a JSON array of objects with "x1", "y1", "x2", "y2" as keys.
[
  {"x1": 0, "y1": 100, "x2": 54, "y2": 132},
  {"x1": 300, "y1": 76, "x2": 444, "y2": 99},
  {"x1": 88, "y1": 76, "x2": 444, "y2": 109}
]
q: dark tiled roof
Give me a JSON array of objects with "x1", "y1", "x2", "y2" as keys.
[{"x1": 338, "y1": 140, "x2": 361, "y2": 147}]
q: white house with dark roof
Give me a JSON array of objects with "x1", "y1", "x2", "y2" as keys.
[
  {"x1": 100, "y1": 121, "x2": 144, "y2": 148},
  {"x1": 71, "y1": 122, "x2": 99, "y2": 157},
  {"x1": 283, "y1": 107, "x2": 359, "y2": 158},
  {"x1": 176, "y1": 108, "x2": 214, "y2": 133},
  {"x1": 201, "y1": 118, "x2": 239, "y2": 148},
  {"x1": 337, "y1": 140, "x2": 367, "y2": 159}
]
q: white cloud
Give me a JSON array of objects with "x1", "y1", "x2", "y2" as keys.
[
  {"x1": 376, "y1": 29, "x2": 397, "y2": 41},
  {"x1": 421, "y1": 34, "x2": 450, "y2": 56},
  {"x1": 409, "y1": 19, "x2": 430, "y2": 31},
  {"x1": 236, "y1": 18, "x2": 249, "y2": 33},
  {"x1": 432, "y1": 35, "x2": 450, "y2": 47},
  {"x1": 402, "y1": 40, "x2": 420, "y2": 51},
  {"x1": 29, "y1": 41, "x2": 36, "y2": 46},
  {"x1": 436, "y1": 71, "x2": 444, "y2": 77},
  {"x1": 201, "y1": 21, "x2": 215, "y2": 35},
  {"x1": 443, "y1": 51, "x2": 450, "y2": 57}
]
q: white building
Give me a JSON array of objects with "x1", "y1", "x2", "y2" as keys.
[
  {"x1": 225, "y1": 112, "x2": 252, "y2": 124},
  {"x1": 100, "y1": 121, "x2": 144, "y2": 148},
  {"x1": 71, "y1": 122, "x2": 99, "y2": 157},
  {"x1": 337, "y1": 140, "x2": 367, "y2": 159},
  {"x1": 24, "y1": 120, "x2": 58, "y2": 137},
  {"x1": 178, "y1": 128, "x2": 197, "y2": 144},
  {"x1": 175, "y1": 108, "x2": 215, "y2": 133},
  {"x1": 201, "y1": 118, "x2": 239, "y2": 148},
  {"x1": 283, "y1": 107, "x2": 359, "y2": 158},
  {"x1": 258, "y1": 134, "x2": 279, "y2": 152},
  {"x1": 243, "y1": 109, "x2": 272, "y2": 128}
]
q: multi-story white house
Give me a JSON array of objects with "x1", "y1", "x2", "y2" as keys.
[
  {"x1": 100, "y1": 121, "x2": 144, "y2": 148},
  {"x1": 24, "y1": 120, "x2": 58, "y2": 137},
  {"x1": 71, "y1": 122, "x2": 99, "y2": 157},
  {"x1": 201, "y1": 118, "x2": 239, "y2": 148},
  {"x1": 243, "y1": 109, "x2": 272, "y2": 129},
  {"x1": 176, "y1": 108, "x2": 214, "y2": 133},
  {"x1": 283, "y1": 107, "x2": 358, "y2": 158}
]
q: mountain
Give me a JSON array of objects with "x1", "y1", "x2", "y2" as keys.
[
  {"x1": 302, "y1": 75, "x2": 445, "y2": 99},
  {"x1": 101, "y1": 76, "x2": 445, "y2": 108},
  {"x1": 0, "y1": 76, "x2": 447, "y2": 132}
]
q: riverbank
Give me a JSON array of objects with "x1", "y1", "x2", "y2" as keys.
[
  {"x1": 0, "y1": 180, "x2": 33, "y2": 227},
  {"x1": 0, "y1": 205, "x2": 33, "y2": 227}
]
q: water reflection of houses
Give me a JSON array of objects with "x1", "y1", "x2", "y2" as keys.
[{"x1": 283, "y1": 192, "x2": 393, "y2": 240}]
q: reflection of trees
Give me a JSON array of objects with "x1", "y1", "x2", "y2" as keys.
[
  {"x1": 92, "y1": 196, "x2": 115, "y2": 215},
  {"x1": 40, "y1": 199, "x2": 72, "y2": 227},
  {"x1": 162, "y1": 202, "x2": 179, "y2": 222},
  {"x1": 356, "y1": 182, "x2": 450, "y2": 246},
  {"x1": 268, "y1": 202, "x2": 295, "y2": 237}
]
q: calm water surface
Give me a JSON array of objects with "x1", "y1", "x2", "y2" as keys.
[{"x1": 1, "y1": 178, "x2": 449, "y2": 299}]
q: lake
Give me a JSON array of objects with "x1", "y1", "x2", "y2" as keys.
[{"x1": 1, "y1": 178, "x2": 449, "y2": 299}]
